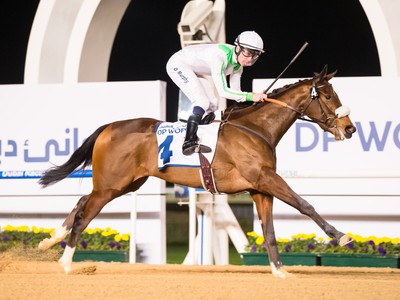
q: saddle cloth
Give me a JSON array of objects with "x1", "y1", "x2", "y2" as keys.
[{"x1": 156, "y1": 121, "x2": 220, "y2": 170}]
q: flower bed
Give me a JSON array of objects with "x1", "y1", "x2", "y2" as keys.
[
  {"x1": 242, "y1": 232, "x2": 400, "y2": 268},
  {"x1": 242, "y1": 252, "x2": 318, "y2": 266},
  {"x1": 0, "y1": 225, "x2": 130, "y2": 252},
  {"x1": 319, "y1": 253, "x2": 399, "y2": 268}
]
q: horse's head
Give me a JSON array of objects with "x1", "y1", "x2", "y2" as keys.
[{"x1": 300, "y1": 65, "x2": 356, "y2": 140}]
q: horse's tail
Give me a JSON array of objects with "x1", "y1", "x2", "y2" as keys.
[{"x1": 39, "y1": 124, "x2": 109, "y2": 188}]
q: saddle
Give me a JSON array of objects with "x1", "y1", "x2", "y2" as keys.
[{"x1": 156, "y1": 112, "x2": 219, "y2": 193}]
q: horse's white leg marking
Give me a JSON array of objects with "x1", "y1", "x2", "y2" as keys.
[
  {"x1": 339, "y1": 234, "x2": 352, "y2": 246},
  {"x1": 270, "y1": 262, "x2": 288, "y2": 279},
  {"x1": 38, "y1": 225, "x2": 69, "y2": 250},
  {"x1": 58, "y1": 246, "x2": 75, "y2": 274}
]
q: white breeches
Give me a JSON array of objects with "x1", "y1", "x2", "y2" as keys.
[{"x1": 166, "y1": 52, "x2": 218, "y2": 113}]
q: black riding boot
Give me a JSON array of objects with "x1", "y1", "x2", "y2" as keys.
[{"x1": 182, "y1": 114, "x2": 212, "y2": 155}]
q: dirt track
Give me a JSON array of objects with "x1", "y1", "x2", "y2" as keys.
[{"x1": 1, "y1": 254, "x2": 400, "y2": 300}]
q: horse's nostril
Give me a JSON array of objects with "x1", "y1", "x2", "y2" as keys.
[{"x1": 345, "y1": 125, "x2": 356, "y2": 134}]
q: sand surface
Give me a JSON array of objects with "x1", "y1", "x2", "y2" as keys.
[{"x1": 1, "y1": 251, "x2": 400, "y2": 300}]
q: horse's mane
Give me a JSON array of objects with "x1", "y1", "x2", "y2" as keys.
[
  {"x1": 267, "y1": 79, "x2": 309, "y2": 98},
  {"x1": 222, "y1": 78, "x2": 310, "y2": 120}
]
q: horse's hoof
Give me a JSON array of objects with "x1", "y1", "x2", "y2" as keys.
[
  {"x1": 58, "y1": 258, "x2": 71, "y2": 274},
  {"x1": 272, "y1": 270, "x2": 287, "y2": 279},
  {"x1": 38, "y1": 238, "x2": 52, "y2": 251},
  {"x1": 270, "y1": 263, "x2": 291, "y2": 279},
  {"x1": 339, "y1": 234, "x2": 353, "y2": 246}
]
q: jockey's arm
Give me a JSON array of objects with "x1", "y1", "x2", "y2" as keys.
[
  {"x1": 228, "y1": 72, "x2": 266, "y2": 102},
  {"x1": 211, "y1": 62, "x2": 252, "y2": 102},
  {"x1": 211, "y1": 58, "x2": 267, "y2": 103}
]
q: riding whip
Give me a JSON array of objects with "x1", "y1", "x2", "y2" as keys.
[{"x1": 263, "y1": 42, "x2": 309, "y2": 94}]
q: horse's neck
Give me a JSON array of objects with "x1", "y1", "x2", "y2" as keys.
[
  {"x1": 230, "y1": 87, "x2": 309, "y2": 148},
  {"x1": 258, "y1": 103, "x2": 299, "y2": 147},
  {"x1": 265, "y1": 83, "x2": 311, "y2": 146}
]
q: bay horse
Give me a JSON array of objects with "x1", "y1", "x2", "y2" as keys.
[{"x1": 38, "y1": 65, "x2": 356, "y2": 278}]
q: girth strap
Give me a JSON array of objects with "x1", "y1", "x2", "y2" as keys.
[{"x1": 198, "y1": 152, "x2": 219, "y2": 194}]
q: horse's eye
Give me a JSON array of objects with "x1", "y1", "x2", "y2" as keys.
[{"x1": 326, "y1": 95, "x2": 331, "y2": 100}]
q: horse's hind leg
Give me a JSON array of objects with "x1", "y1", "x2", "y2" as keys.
[
  {"x1": 59, "y1": 177, "x2": 148, "y2": 273},
  {"x1": 258, "y1": 167, "x2": 351, "y2": 245},
  {"x1": 38, "y1": 195, "x2": 89, "y2": 250},
  {"x1": 58, "y1": 190, "x2": 117, "y2": 273}
]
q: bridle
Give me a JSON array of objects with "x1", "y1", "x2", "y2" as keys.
[
  {"x1": 265, "y1": 79, "x2": 348, "y2": 130},
  {"x1": 219, "y1": 78, "x2": 350, "y2": 150},
  {"x1": 295, "y1": 81, "x2": 338, "y2": 129}
]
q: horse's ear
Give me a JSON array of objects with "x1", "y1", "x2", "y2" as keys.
[
  {"x1": 325, "y1": 70, "x2": 337, "y2": 81},
  {"x1": 320, "y1": 65, "x2": 328, "y2": 77},
  {"x1": 313, "y1": 65, "x2": 328, "y2": 82}
]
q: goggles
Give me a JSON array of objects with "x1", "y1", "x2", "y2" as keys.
[{"x1": 240, "y1": 47, "x2": 262, "y2": 59}]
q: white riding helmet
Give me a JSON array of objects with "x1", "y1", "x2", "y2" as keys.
[{"x1": 234, "y1": 31, "x2": 265, "y2": 53}]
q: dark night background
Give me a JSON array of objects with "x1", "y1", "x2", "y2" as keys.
[{"x1": 0, "y1": 0, "x2": 380, "y2": 121}]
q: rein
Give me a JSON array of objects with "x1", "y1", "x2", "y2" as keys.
[
  {"x1": 265, "y1": 81, "x2": 339, "y2": 129},
  {"x1": 218, "y1": 79, "x2": 344, "y2": 150},
  {"x1": 219, "y1": 81, "x2": 337, "y2": 149}
]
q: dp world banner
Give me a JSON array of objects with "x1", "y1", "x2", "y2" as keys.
[{"x1": 253, "y1": 77, "x2": 400, "y2": 179}]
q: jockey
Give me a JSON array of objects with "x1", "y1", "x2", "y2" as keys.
[{"x1": 166, "y1": 30, "x2": 268, "y2": 156}]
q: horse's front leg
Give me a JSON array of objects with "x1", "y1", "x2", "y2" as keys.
[
  {"x1": 251, "y1": 192, "x2": 290, "y2": 278},
  {"x1": 257, "y1": 167, "x2": 351, "y2": 245}
]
